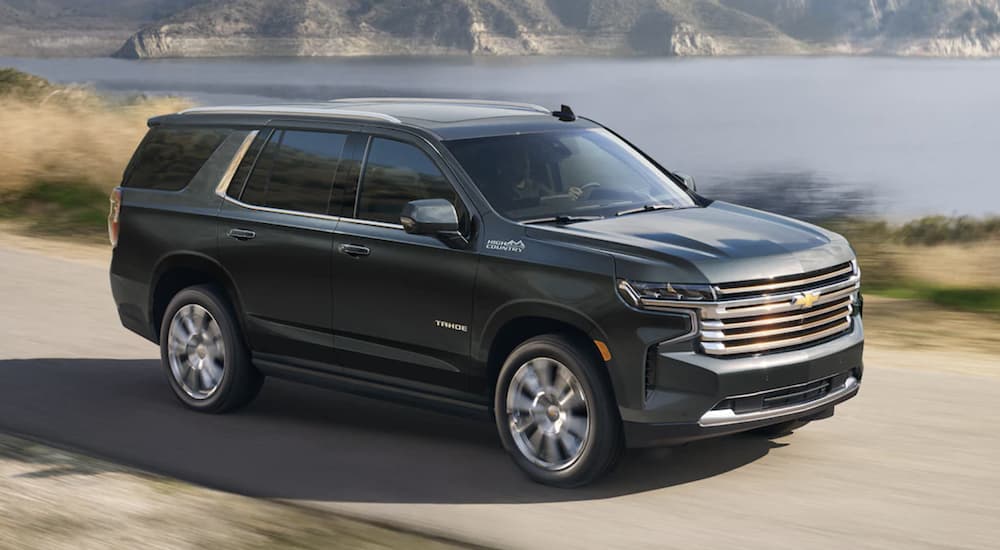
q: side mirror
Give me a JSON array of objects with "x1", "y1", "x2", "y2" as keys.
[
  {"x1": 676, "y1": 173, "x2": 697, "y2": 192},
  {"x1": 401, "y1": 199, "x2": 469, "y2": 249}
]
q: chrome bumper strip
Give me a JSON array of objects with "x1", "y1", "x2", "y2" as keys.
[{"x1": 698, "y1": 376, "x2": 859, "y2": 427}]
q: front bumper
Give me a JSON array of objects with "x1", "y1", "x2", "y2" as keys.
[{"x1": 622, "y1": 318, "x2": 863, "y2": 448}]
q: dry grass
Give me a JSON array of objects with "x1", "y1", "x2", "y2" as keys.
[
  {"x1": 892, "y1": 241, "x2": 1000, "y2": 288},
  {"x1": 0, "y1": 95, "x2": 189, "y2": 194}
]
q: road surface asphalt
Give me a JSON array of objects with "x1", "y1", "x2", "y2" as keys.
[{"x1": 0, "y1": 242, "x2": 997, "y2": 549}]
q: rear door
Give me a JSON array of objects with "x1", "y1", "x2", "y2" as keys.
[
  {"x1": 217, "y1": 128, "x2": 348, "y2": 366},
  {"x1": 330, "y1": 134, "x2": 480, "y2": 395}
]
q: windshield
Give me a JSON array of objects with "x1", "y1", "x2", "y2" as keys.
[{"x1": 446, "y1": 128, "x2": 696, "y2": 222}]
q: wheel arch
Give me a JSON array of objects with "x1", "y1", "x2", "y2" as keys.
[
  {"x1": 149, "y1": 252, "x2": 244, "y2": 343},
  {"x1": 478, "y1": 302, "x2": 624, "y2": 404}
]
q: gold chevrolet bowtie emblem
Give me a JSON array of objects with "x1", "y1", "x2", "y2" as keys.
[{"x1": 792, "y1": 291, "x2": 822, "y2": 309}]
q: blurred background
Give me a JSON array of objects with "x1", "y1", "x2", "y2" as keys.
[
  {"x1": 0, "y1": 1, "x2": 998, "y2": 549},
  {"x1": 3, "y1": 56, "x2": 999, "y2": 313}
]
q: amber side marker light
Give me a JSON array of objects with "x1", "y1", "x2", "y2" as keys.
[{"x1": 594, "y1": 340, "x2": 612, "y2": 362}]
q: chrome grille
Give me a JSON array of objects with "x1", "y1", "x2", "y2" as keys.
[{"x1": 700, "y1": 262, "x2": 859, "y2": 356}]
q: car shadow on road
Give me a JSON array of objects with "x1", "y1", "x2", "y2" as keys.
[{"x1": 0, "y1": 358, "x2": 786, "y2": 504}]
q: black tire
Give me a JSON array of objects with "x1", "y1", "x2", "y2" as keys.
[
  {"x1": 159, "y1": 285, "x2": 263, "y2": 413},
  {"x1": 751, "y1": 419, "x2": 810, "y2": 438},
  {"x1": 494, "y1": 334, "x2": 622, "y2": 488}
]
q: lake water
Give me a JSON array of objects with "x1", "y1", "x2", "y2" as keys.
[{"x1": 3, "y1": 56, "x2": 997, "y2": 218}]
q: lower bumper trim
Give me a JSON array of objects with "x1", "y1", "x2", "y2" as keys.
[{"x1": 699, "y1": 376, "x2": 859, "y2": 427}]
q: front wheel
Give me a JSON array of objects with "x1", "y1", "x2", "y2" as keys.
[
  {"x1": 160, "y1": 285, "x2": 263, "y2": 413},
  {"x1": 494, "y1": 334, "x2": 622, "y2": 487}
]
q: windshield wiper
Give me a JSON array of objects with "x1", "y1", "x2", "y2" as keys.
[
  {"x1": 522, "y1": 215, "x2": 603, "y2": 225},
  {"x1": 615, "y1": 204, "x2": 676, "y2": 217}
]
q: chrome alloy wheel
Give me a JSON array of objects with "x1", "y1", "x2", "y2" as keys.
[
  {"x1": 167, "y1": 304, "x2": 226, "y2": 400},
  {"x1": 506, "y1": 357, "x2": 591, "y2": 471}
]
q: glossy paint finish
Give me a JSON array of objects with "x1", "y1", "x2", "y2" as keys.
[
  {"x1": 110, "y1": 100, "x2": 863, "y2": 445},
  {"x1": 216, "y1": 198, "x2": 338, "y2": 364}
]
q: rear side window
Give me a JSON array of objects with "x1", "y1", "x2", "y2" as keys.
[
  {"x1": 126, "y1": 127, "x2": 230, "y2": 191},
  {"x1": 239, "y1": 130, "x2": 347, "y2": 215},
  {"x1": 356, "y1": 138, "x2": 458, "y2": 225}
]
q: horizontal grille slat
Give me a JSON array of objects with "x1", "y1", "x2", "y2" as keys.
[
  {"x1": 702, "y1": 318, "x2": 852, "y2": 356},
  {"x1": 701, "y1": 304, "x2": 852, "y2": 342},
  {"x1": 714, "y1": 263, "x2": 854, "y2": 298},
  {"x1": 701, "y1": 296, "x2": 852, "y2": 330},
  {"x1": 699, "y1": 262, "x2": 859, "y2": 357}
]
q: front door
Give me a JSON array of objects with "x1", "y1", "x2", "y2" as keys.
[{"x1": 331, "y1": 135, "x2": 480, "y2": 395}]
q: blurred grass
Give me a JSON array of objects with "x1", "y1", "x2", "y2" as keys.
[
  {"x1": 829, "y1": 219, "x2": 1000, "y2": 314},
  {"x1": 0, "y1": 68, "x2": 189, "y2": 239},
  {"x1": 873, "y1": 286, "x2": 1000, "y2": 312},
  {"x1": 0, "y1": 178, "x2": 109, "y2": 237},
  {"x1": 0, "y1": 67, "x2": 997, "y2": 313}
]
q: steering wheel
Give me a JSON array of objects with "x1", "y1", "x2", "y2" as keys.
[{"x1": 568, "y1": 182, "x2": 602, "y2": 201}]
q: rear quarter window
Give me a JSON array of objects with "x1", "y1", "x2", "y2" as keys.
[{"x1": 125, "y1": 127, "x2": 231, "y2": 191}]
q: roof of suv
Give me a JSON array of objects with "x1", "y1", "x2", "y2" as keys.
[{"x1": 164, "y1": 98, "x2": 599, "y2": 141}]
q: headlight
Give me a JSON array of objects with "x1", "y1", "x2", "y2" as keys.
[{"x1": 618, "y1": 279, "x2": 716, "y2": 307}]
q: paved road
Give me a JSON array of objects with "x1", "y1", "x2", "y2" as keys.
[{"x1": 1, "y1": 242, "x2": 997, "y2": 549}]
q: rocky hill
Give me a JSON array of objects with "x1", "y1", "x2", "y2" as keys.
[
  {"x1": 112, "y1": 0, "x2": 1000, "y2": 58},
  {"x1": 4, "y1": 0, "x2": 1000, "y2": 57},
  {"x1": 0, "y1": 0, "x2": 203, "y2": 56}
]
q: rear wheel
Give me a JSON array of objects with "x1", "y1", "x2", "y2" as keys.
[
  {"x1": 494, "y1": 334, "x2": 622, "y2": 487},
  {"x1": 160, "y1": 285, "x2": 262, "y2": 413}
]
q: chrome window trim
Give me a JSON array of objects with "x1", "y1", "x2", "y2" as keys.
[
  {"x1": 221, "y1": 194, "x2": 341, "y2": 223},
  {"x1": 221, "y1": 193, "x2": 407, "y2": 230},
  {"x1": 212, "y1": 126, "x2": 471, "y2": 234},
  {"x1": 214, "y1": 130, "x2": 260, "y2": 199},
  {"x1": 338, "y1": 216, "x2": 405, "y2": 230},
  {"x1": 352, "y1": 135, "x2": 373, "y2": 219},
  {"x1": 698, "y1": 375, "x2": 859, "y2": 427}
]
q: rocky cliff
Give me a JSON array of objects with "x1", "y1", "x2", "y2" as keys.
[{"x1": 7, "y1": 0, "x2": 1000, "y2": 58}]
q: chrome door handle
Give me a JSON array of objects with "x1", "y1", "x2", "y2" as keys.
[
  {"x1": 339, "y1": 244, "x2": 371, "y2": 257},
  {"x1": 228, "y1": 228, "x2": 256, "y2": 241}
]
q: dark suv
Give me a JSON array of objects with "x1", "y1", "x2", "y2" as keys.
[{"x1": 109, "y1": 98, "x2": 863, "y2": 487}]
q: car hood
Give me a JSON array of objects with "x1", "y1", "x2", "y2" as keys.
[{"x1": 525, "y1": 201, "x2": 855, "y2": 284}]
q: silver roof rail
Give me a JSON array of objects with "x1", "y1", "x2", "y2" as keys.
[
  {"x1": 330, "y1": 97, "x2": 552, "y2": 115},
  {"x1": 179, "y1": 105, "x2": 403, "y2": 124}
]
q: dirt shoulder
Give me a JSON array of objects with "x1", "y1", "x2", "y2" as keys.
[
  {"x1": 863, "y1": 295, "x2": 1000, "y2": 355},
  {"x1": 0, "y1": 222, "x2": 110, "y2": 268},
  {"x1": 0, "y1": 433, "x2": 475, "y2": 550}
]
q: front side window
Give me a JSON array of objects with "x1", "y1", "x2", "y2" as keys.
[
  {"x1": 126, "y1": 127, "x2": 230, "y2": 191},
  {"x1": 356, "y1": 138, "x2": 461, "y2": 225},
  {"x1": 239, "y1": 130, "x2": 347, "y2": 215},
  {"x1": 445, "y1": 129, "x2": 696, "y2": 222}
]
